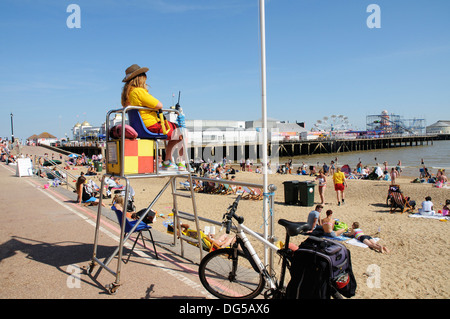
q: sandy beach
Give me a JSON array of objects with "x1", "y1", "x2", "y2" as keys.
[{"x1": 18, "y1": 145, "x2": 450, "y2": 299}]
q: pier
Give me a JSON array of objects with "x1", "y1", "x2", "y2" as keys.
[
  {"x1": 273, "y1": 134, "x2": 436, "y2": 158},
  {"x1": 52, "y1": 134, "x2": 438, "y2": 162}
]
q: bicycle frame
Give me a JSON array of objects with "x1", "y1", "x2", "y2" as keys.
[{"x1": 232, "y1": 220, "x2": 281, "y2": 291}]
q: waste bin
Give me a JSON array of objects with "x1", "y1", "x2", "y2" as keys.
[
  {"x1": 95, "y1": 161, "x2": 103, "y2": 172},
  {"x1": 298, "y1": 181, "x2": 315, "y2": 206},
  {"x1": 283, "y1": 180, "x2": 300, "y2": 205}
]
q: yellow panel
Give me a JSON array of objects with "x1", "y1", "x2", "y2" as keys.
[
  {"x1": 123, "y1": 156, "x2": 139, "y2": 175},
  {"x1": 137, "y1": 139, "x2": 154, "y2": 157},
  {"x1": 106, "y1": 139, "x2": 155, "y2": 175}
]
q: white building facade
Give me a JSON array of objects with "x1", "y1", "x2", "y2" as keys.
[{"x1": 426, "y1": 120, "x2": 450, "y2": 134}]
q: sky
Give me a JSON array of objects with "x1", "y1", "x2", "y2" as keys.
[{"x1": 1, "y1": 0, "x2": 449, "y2": 140}]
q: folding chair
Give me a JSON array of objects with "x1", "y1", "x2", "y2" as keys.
[
  {"x1": 179, "y1": 181, "x2": 191, "y2": 191},
  {"x1": 242, "y1": 186, "x2": 263, "y2": 200},
  {"x1": 252, "y1": 187, "x2": 263, "y2": 200},
  {"x1": 112, "y1": 206, "x2": 159, "y2": 263},
  {"x1": 219, "y1": 184, "x2": 233, "y2": 195},
  {"x1": 386, "y1": 184, "x2": 400, "y2": 206},
  {"x1": 389, "y1": 189, "x2": 415, "y2": 214}
]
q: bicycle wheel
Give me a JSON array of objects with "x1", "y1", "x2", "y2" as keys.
[{"x1": 198, "y1": 248, "x2": 265, "y2": 299}]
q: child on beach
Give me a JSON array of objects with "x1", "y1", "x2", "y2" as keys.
[
  {"x1": 121, "y1": 64, "x2": 186, "y2": 171},
  {"x1": 345, "y1": 222, "x2": 389, "y2": 253},
  {"x1": 441, "y1": 200, "x2": 450, "y2": 216}
]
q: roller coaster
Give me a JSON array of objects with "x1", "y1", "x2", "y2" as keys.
[{"x1": 366, "y1": 111, "x2": 426, "y2": 135}]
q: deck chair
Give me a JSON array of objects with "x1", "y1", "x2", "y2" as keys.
[
  {"x1": 386, "y1": 185, "x2": 400, "y2": 206},
  {"x1": 388, "y1": 188, "x2": 415, "y2": 214},
  {"x1": 225, "y1": 184, "x2": 238, "y2": 195},
  {"x1": 242, "y1": 186, "x2": 263, "y2": 200},
  {"x1": 193, "y1": 180, "x2": 204, "y2": 192},
  {"x1": 127, "y1": 109, "x2": 168, "y2": 140},
  {"x1": 251, "y1": 187, "x2": 263, "y2": 200},
  {"x1": 201, "y1": 235, "x2": 227, "y2": 252},
  {"x1": 112, "y1": 206, "x2": 159, "y2": 263},
  {"x1": 179, "y1": 181, "x2": 191, "y2": 191},
  {"x1": 166, "y1": 223, "x2": 227, "y2": 252},
  {"x1": 219, "y1": 184, "x2": 233, "y2": 195},
  {"x1": 241, "y1": 186, "x2": 252, "y2": 199}
]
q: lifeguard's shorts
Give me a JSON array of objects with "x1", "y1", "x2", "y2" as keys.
[
  {"x1": 334, "y1": 183, "x2": 345, "y2": 191},
  {"x1": 147, "y1": 121, "x2": 178, "y2": 139}
]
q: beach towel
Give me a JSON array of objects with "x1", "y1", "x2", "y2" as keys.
[
  {"x1": 408, "y1": 214, "x2": 449, "y2": 221},
  {"x1": 346, "y1": 238, "x2": 379, "y2": 248},
  {"x1": 321, "y1": 235, "x2": 349, "y2": 242}
]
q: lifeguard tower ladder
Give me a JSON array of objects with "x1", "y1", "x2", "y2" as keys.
[{"x1": 87, "y1": 105, "x2": 203, "y2": 294}]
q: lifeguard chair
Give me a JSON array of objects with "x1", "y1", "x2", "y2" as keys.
[{"x1": 87, "y1": 105, "x2": 204, "y2": 294}]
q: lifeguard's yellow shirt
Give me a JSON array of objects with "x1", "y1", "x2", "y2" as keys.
[
  {"x1": 333, "y1": 171, "x2": 345, "y2": 184},
  {"x1": 128, "y1": 87, "x2": 160, "y2": 127}
]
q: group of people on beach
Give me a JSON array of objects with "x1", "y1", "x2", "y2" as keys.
[{"x1": 306, "y1": 204, "x2": 390, "y2": 254}]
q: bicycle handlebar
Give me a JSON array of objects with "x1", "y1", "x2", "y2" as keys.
[{"x1": 223, "y1": 195, "x2": 244, "y2": 234}]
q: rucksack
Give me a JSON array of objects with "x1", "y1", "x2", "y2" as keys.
[
  {"x1": 131, "y1": 208, "x2": 156, "y2": 224},
  {"x1": 286, "y1": 236, "x2": 357, "y2": 299}
]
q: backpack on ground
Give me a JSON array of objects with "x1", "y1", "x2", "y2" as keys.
[{"x1": 286, "y1": 236, "x2": 356, "y2": 299}]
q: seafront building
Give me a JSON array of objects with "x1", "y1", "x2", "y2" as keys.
[
  {"x1": 70, "y1": 116, "x2": 308, "y2": 144},
  {"x1": 426, "y1": 120, "x2": 450, "y2": 135}
]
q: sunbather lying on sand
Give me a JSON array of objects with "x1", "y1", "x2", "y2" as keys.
[{"x1": 345, "y1": 222, "x2": 389, "y2": 253}]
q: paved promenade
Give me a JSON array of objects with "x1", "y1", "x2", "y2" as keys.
[{"x1": 0, "y1": 162, "x2": 209, "y2": 299}]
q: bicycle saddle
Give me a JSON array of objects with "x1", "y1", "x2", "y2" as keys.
[{"x1": 278, "y1": 219, "x2": 311, "y2": 237}]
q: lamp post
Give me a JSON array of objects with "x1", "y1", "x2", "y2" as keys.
[
  {"x1": 259, "y1": 0, "x2": 270, "y2": 266},
  {"x1": 10, "y1": 113, "x2": 14, "y2": 143}
]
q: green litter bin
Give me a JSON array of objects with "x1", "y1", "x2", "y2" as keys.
[
  {"x1": 95, "y1": 161, "x2": 103, "y2": 172},
  {"x1": 298, "y1": 181, "x2": 315, "y2": 206},
  {"x1": 283, "y1": 180, "x2": 300, "y2": 205}
]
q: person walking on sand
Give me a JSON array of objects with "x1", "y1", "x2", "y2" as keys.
[
  {"x1": 333, "y1": 167, "x2": 347, "y2": 206},
  {"x1": 345, "y1": 222, "x2": 389, "y2": 253},
  {"x1": 121, "y1": 64, "x2": 187, "y2": 171},
  {"x1": 315, "y1": 169, "x2": 327, "y2": 204}
]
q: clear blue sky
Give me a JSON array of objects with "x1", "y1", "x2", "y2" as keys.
[{"x1": 1, "y1": 0, "x2": 449, "y2": 140}]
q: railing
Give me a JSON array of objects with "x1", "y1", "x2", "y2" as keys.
[{"x1": 36, "y1": 156, "x2": 83, "y2": 191}]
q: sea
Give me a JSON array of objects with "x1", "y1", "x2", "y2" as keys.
[{"x1": 278, "y1": 140, "x2": 450, "y2": 178}]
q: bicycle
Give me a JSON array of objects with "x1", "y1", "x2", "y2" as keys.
[{"x1": 198, "y1": 194, "x2": 319, "y2": 299}]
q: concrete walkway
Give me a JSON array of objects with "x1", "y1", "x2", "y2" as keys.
[{"x1": 0, "y1": 162, "x2": 210, "y2": 299}]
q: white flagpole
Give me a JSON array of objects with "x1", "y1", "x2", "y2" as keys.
[{"x1": 259, "y1": 0, "x2": 270, "y2": 265}]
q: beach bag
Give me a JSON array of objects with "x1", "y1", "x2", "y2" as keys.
[
  {"x1": 131, "y1": 208, "x2": 156, "y2": 224},
  {"x1": 334, "y1": 221, "x2": 348, "y2": 231},
  {"x1": 109, "y1": 124, "x2": 138, "y2": 139},
  {"x1": 286, "y1": 236, "x2": 356, "y2": 299}
]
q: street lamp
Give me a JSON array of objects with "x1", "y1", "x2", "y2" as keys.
[{"x1": 10, "y1": 113, "x2": 14, "y2": 143}]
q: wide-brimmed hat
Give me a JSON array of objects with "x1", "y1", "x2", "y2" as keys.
[{"x1": 122, "y1": 64, "x2": 149, "y2": 82}]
